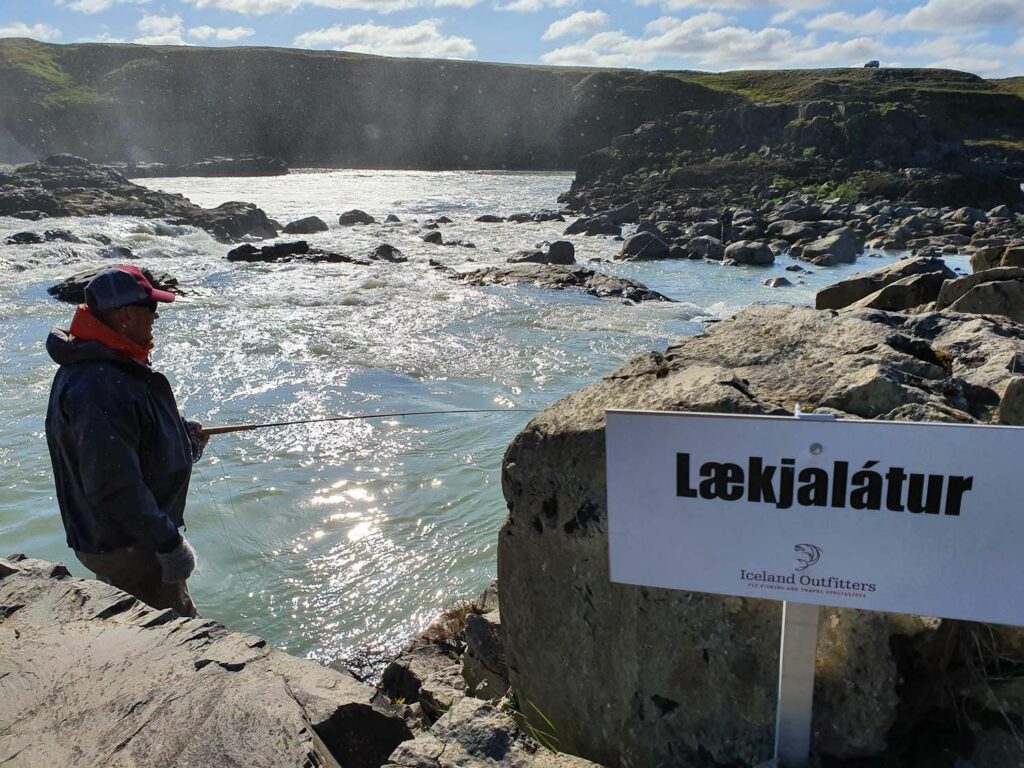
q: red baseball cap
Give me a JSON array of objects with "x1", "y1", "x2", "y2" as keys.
[{"x1": 84, "y1": 265, "x2": 176, "y2": 312}]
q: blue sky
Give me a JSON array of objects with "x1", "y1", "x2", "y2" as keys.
[{"x1": 1, "y1": 0, "x2": 1022, "y2": 77}]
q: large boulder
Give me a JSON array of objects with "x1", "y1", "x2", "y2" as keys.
[
  {"x1": 339, "y1": 209, "x2": 376, "y2": 226},
  {"x1": 283, "y1": 215, "x2": 329, "y2": 234},
  {"x1": 189, "y1": 201, "x2": 278, "y2": 241},
  {"x1": 685, "y1": 235, "x2": 725, "y2": 260},
  {"x1": 0, "y1": 556, "x2": 411, "y2": 767},
  {"x1": 935, "y1": 267, "x2": 1024, "y2": 317},
  {"x1": 497, "y1": 305, "x2": 1024, "y2": 767},
  {"x1": 800, "y1": 228, "x2": 863, "y2": 265},
  {"x1": 816, "y1": 257, "x2": 956, "y2": 310},
  {"x1": 509, "y1": 241, "x2": 575, "y2": 266},
  {"x1": 724, "y1": 240, "x2": 774, "y2": 265},
  {"x1": 616, "y1": 232, "x2": 670, "y2": 261},
  {"x1": 563, "y1": 215, "x2": 621, "y2": 237},
  {"x1": 844, "y1": 272, "x2": 948, "y2": 312},
  {"x1": 767, "y1": 220, "x2": 818, "y2": 243}
]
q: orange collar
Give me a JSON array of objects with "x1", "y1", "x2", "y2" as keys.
[{"x1": 69, "y1": 305, "x2": 151, "y2": 366}]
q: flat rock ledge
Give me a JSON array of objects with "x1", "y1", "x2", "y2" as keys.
[
  {"x1": 0, "y1": 555, "x2": 411, "y2": 768},
  {"x1": 432, "y1": 261, "x2": 673, "y2": 303},
  {"x1": 498, "y1": 304, "x2": 1024, "y2": 768}
]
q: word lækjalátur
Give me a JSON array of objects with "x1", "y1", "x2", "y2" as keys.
[{"x1": 676, "y1": 454, "x2": 974, "y2": 516}]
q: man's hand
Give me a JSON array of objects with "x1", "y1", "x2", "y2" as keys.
[{"x1": 193, "y1": 423, "x2": 210, "y2": 450}]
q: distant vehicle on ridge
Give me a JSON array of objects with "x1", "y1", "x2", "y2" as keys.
[{"x1": 864, "y1": 60, "x2": 881, "y2": 68}]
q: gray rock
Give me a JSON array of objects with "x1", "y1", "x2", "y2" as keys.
[
  {"x1": 844, "y1": 272, "x2": 948, "y2": 312},
  {"x1": 800, "y1": 228, "x2": 862, "y2": 264},
  {"x1": 385, "y1": 698, "x2": 599, "y2": 767},
  {"x1": 563, "y1": 216, "x2": 621, "y2": 237},
  {"x1": 283, "y1": 215, "x2": 329, "y2": 234},
  {"x1": 546, "y1": 240, "x2": 575, "y2": 265},
  {"x1": 497, "y1": 305, "x2": 1024, "y2": 768},
  {"x1": 686, "y1": 235, "x2": 725, "y2": 260},
  {"x1": 935, "y1": 267, "x2": 1024, "y2": 310},
  {"x1": 762, "y1": 277, "x2": 793, "y2": 288},
  {"x1": 946, "y1": 278, "x2": 1024, "y2": 323},
  {"x1": 423, "y1": 230, "x2": 443, "y2": 245},
  {"x1": 0, "y1": 556, "x2": 411, "y2": 767},
  {"x1": 1000, "y1": 245, "x2": 1024, "y2": 268},
  {"x1": 616, "y1": 232, "x2": 670, "y2": 261},
  {"x1": 462, "y1": 608, "x2": 508, "y2": 700},
  {"x1": 452, "y1": 263, "x2": 673, "y2": 303},
  {"x1": 371, "y1": 243, "x2": 407, "y2": 263},
  {"x1": 339, "y1": 209, "x2": 375, "y2": 226},
  {"x1": 970, "y1": 246, "x2": 1004, "y2": 273},
  {"x1": 382, "y1": 639, "x2": 466, "y2": 721},
  {"x1": 385, "y1": 214, "x2": 402, "y2": 223},
  {"x1": 999, "y1": 376, "x2": 1024, "y2": 426},
  {"x1": 770, "y1": 219, "x2": 815, "y2": 243},
  {"x1": 723, "y1": 240, "x2": 774, "y2": 265},
  {"x1": 476, "y1": 214, "x2": 504, "y2": 223},
  {"x1": 816, "y1": 257, "x2": 956, "y2": 310}
]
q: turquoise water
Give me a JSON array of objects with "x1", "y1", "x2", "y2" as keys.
[{"x1": 0, "y1": 169, "x2": 960, "y2": 663}]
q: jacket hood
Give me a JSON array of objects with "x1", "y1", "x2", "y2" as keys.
[{"x1": 46, "y1": 326, "x2": 140, "y2": 368}]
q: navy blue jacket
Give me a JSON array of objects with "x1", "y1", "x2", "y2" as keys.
[{"x1": 45, "y1": 328, "x2": 197, "y2": 554}]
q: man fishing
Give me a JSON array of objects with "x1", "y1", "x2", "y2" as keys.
[{"x1": 45, "y1": 265, "x2": 208, "y2": 617}]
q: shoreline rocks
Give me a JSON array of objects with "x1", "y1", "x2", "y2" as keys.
[
  {"x1": 119, "y1": 155, "x2": 288, "y2": 178},
  {"x1": 1, "y1": 155, "x2": 279, "y2": 243}
]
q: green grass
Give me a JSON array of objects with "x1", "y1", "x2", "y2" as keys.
[{"x1": 0, "y1": 39, "x2": 110, "y2": 108}]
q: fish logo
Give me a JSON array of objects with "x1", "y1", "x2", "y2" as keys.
[{"x1": 794, "y1": 543, "x2": 822, "y2": 572}]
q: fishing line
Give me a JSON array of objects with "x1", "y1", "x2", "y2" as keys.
[{"x1": 203, "y1": 408, "x2": 540, "y2": 435}]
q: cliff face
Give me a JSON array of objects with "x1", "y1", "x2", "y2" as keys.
[
  {"x1": 3, "y1": 40, "x2": 1021, "y2": 172},
  {"x1": 0, "y1": 39, "x2": 734, "y2": 169}
]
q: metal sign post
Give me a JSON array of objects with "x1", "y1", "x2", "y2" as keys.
[{"x1": 770, "y1": 407, "x2": 833, "y2": 768}]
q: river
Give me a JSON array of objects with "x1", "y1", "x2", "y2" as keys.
[{"x1": 0, "y1": 169, "x2": 949, "y2": 664}]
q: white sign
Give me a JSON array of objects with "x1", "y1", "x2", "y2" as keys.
[{"x1": 606, "y1": 410, "x2": 1024, "y2": 626}]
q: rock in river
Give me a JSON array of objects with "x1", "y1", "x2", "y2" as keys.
[
  {"x1": 49, "y1": 266, "x2": 181, "y2": 303},
  {"x1": 444, "y1": 262, "x2": 673, "y2": 303},
  {"x1": 283, "y1": 215, "x2": 329, "y2": 234}
]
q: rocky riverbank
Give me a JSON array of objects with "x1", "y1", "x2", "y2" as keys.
[{"x1": 0, "y1": 155, "x2": 277, "y2": 242}]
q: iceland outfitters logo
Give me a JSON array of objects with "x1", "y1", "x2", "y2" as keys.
[{"x1": 793, "y1": 543, "x2": 822, "y2": 572}]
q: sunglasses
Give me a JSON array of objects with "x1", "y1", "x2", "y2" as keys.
[{"x1": 123, "y1": 300, "x2": 158, "y2": 313}]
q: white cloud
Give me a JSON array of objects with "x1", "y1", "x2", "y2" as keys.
[
  {"x1": 134, "y1": 14, "x2": 187, "y2": 45},
  {"x1": 542, "y1": 15, "x2": 888, "y2": 70},
  {"x1": 0, "y1": 23, "x2": 62, "y2": 41},
  {"x1": 293, "y1": 19, "x2": 477, "y2": 58},
  {"x1": 496, "y1": 0, "x2": 577, "y2": 12},
  {"x1": 56, "y1": 0, "x2": 149, "y2": 13},
  {"x1": 806, "y1": 9, "x2": 898, "y2": 36},
  {"x1": 770, "y1": 9, "x2": 800, "y2": 24},
  {"x1": 543, "y1": 10, "x2": 609, "y2": 40},
  {"x1": 903, "y1": 0, "x2": 1024, "y2": 32},
  {"x1": 636, "y1": 0, "x2": 831, "y2": 9},
  {"x1": 188, "y1": 25, "x2": 256, "y2": 41},
  {"x1": 183, "y1": 0, "x2": 464, "y2": 12}
]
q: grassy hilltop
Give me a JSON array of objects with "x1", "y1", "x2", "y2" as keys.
[{"x1": 1, "y1": 38, "x2": 1021, "y2": 169}]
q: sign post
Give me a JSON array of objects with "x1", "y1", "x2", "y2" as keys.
[{"x1": 606, "y1": 407, "x2": 1024, "y2": 767}]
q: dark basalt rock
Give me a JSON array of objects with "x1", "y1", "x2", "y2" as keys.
[
  {"x1": 476, "y1": 214, "x2": 505, "y2": 223},
  {"x1": 339, "y1": 209, "x2": 376, "y2": 226},
  {"x1": 283, "y1": 216, "x2": 329, "y2": 235},
  {"x1": 0, "y1": 157, "x2": 279, "y2": 242},
  {"x1": 49, "y1": 266, "x2": 180, "y2": 304},
  {"x1": 227, "y1": 240, "x2": 369, "y2": 265},
  {"x1": 422, "y1": 231, "x2": 443, "y2": 244},
  {"x1": 123, "y1": 155, "x2": 288, "y2": 178},
  {"x1": 370, "y1": 243, "x2": 407, "y2": 263},
  {"x1": 450, "y1": 263, "x2": 673, "y2": 303},
  {"x1": 5, "y1": 232, "x2": 43, "y2": 245}
]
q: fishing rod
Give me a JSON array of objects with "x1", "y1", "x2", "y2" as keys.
[{"x1": 203, "y1": 408, "x2": 540, "y2": 436}]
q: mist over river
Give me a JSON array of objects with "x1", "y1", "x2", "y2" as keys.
[{"x1": 0, "y1": 169, "x2": 956, "y2": 664}]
